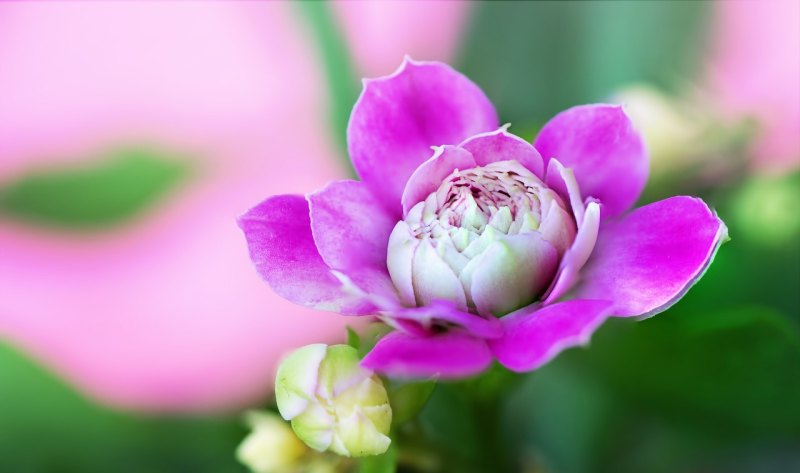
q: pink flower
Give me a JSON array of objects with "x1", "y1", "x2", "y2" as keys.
[
  {"x1": 707, "y1": 0, "x2": 800, "y2": 172},
  {"x1": 241, "y1": 59, "x2": 727, "y2": 379}
]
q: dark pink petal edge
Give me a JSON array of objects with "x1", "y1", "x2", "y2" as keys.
[
  {"x1": 401, "y1": 146, "x2": 476, "y2": 216},
  {"x1": 460, "y1": 126, "x2": 545, "y2": 178},
  {"x1": 308, "y1": 180, "x2": 399, "y2": 304},
  {"x1": 387, "y1": 300, "x2": 504, "y2": 339},
  {"x1": 576, "y1": 196, "x2": 728, "y2": 319},
  {"x1": 488, "y1": 299, "x2": 613, "y2": 372},
  {"x1": 545, "y1": 158, "x2": 586, "y2": 225},
  {"x1": 543, "y1": 200, "x2": 601, "y2": 304},
  {"x1": 238, "y1": 195, "x2": 374, "y2": 315}
]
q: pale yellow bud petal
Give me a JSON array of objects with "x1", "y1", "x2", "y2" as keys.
[{"x1": 236, "y1": 411, "x2": 306, "y2": 473}]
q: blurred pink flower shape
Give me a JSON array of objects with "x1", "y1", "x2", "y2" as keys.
[
  {"x1": 241, "y1": 59, "x2": 728, "y2": 378},
  {"x1": 0, "y1": 2, "x2": 468, "y2": 410},
  {"x1": 708, "y1": 0, "x2": 800, "y2": 172},
  {"x1": 331, "y1": 0, "x2": 469, "y2": 78}
]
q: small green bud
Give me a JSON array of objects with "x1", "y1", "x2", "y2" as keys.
[
  {"x1": 732, "y1": 173, "x2": 800, "y2": 247},
  {"x1": 275, "y1": 344, "x2": 392, "y2": 457}
]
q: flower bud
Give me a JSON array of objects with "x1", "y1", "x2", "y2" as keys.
[
  {"x1": 614, "y1": 84, "x2": 756, "y2": 182},
  {"x1": 613, "y1": 84, "x2": 707, "y2": 177},
  {"x1": 732, "y1": 173, "x2": 800, "y2": 247},
  {"x1": 387, "y1": 160, "x2": 575, "y2": 316},
  {"x1": 236, "y1": 411, "x2": 306, "y2": 473},
  {"x1": 275, "y1": 344, "x2": 392, "y2": 457}
]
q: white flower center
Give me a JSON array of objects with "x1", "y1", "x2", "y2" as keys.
[
  {"x1": 388, "y1": 160, "x2": 577, "y2": 316},
  {"x1": 405, "y1": 160, "x2": 555, "y2": 245}
]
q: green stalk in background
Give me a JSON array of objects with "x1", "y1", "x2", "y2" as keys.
[{"x1": 296, "y1": 1, "x2": 360, "y2": 178}]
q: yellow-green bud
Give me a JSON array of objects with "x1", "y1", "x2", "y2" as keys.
[
  {"x1": 732, "y1": 174, "x2": 800, "y2": 247},
  {"x1": 613, "y1": 84, "x2": 709, "y2": 177},
  {"x1": 275, "y1": 344, "x2": 392, "y2": 457},
  {"x1": 236, "y1": 411, "x2": 307, "y2": 473}
]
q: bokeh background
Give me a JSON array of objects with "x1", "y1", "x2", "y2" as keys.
[{"x1": 0, "y1": 1, "x2": 798, "y2": 472}]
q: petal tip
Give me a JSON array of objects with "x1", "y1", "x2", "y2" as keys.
[
  {"x1": 361, "y1": 56, "x2": 447, "y2": 88},
  {"x1": 589, "y1": 196, "x2": 729, "y2": 320}
]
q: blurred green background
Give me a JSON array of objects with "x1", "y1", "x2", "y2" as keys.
[{"x1": 1, "y1": 2, "x2": 798, "y2": 473}]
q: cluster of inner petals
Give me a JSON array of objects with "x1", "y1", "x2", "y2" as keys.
[
  {"x1": 405, "y1": 160, "x2": 570, "y2": 251},
  {"x1": 389, "y1": 159, "x2": 577, "y2": 317}
]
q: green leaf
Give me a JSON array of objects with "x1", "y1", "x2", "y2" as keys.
[
  {"x1": 457, "y1": 2, "x2": 710, "y2": 128},
  {"x1": 389, "y1": 379, "x2": 437, "y2": 425},
  {"x1": 418, "y1": 384, "x2": 481, "y2": 463},
  {"x1": 463, "y1": 362, "x2": 520, "y2": 402},
  {"x1": 500, "y1": 306, "x2": 800, "y2": 473},
  {"x1": 591, "y1": 307, "x2": 800, "y2": 432},
  {"x1": 671, "y1": 225, "x2": 800, "y2": 322},
  {"x1": 346, "y1": 326, "x2": 362, "y2": 351},
  {"x1": 579, "y1": 307, "x2": 800, "y2": 473},
  {"x1": 502, "y1": 355, "x2": 619, "y2": 473},
  {"x1": 357, "y1": 323, "x2": 393, "y2": 359},
  {"x1": 0, "y1": 341, "x2": 246, "y2": 473},
  {"x1": 0, "y1": 148, "x2": 188, "y2": 230},
  {"x1": 296, "y1": 1, "x2": 359, "y2": 176}
]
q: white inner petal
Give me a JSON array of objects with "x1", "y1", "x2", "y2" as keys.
[{"x1": 387, "y1": 159, "x2": 577, "y2": 315}]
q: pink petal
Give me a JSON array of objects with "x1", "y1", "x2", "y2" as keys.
[
  {"x1": 308, "y1": 180, "x2": 398, "y2": 303},
  {"x1": 401, "y1": 146, "x2": 477, "y2": 216},
  {"x1": 388, "y1": 301, "x2": 503, "y2": 340},
  {"x1": 535, "y1": 104, "x2": 648, "y2": 218},
  {"x1": 576, "y1": 196, "x2": 728, "y2": 318},
  {"x1": 488, "y1": 299, "x2": 613, "y2": 372},
  {"x1": 544, "y1": 158, "x2": 586, "y2": 225},
  {"x1": 239, "y1": 195, "x2": 373, "y2": 315},
  {"x1": 348, "y1": 58, "x2": 499, "y2": 215},
  {"x1": 361, "y1": 330, "x2": 493, "y2": 379},
  {"x1": 460, "y1": 128, "x2": 544, "y2": 178},
  {"x1": 543, "y1": 200, "x2": 601, "y2": 304}
]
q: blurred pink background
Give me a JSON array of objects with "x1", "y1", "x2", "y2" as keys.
[
  {"x1": 0, "y1": 1, "x2": 468, "y2": 411},
  {"x1": 708, "y1": 0, "x2": 800, "y2": 173}
]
